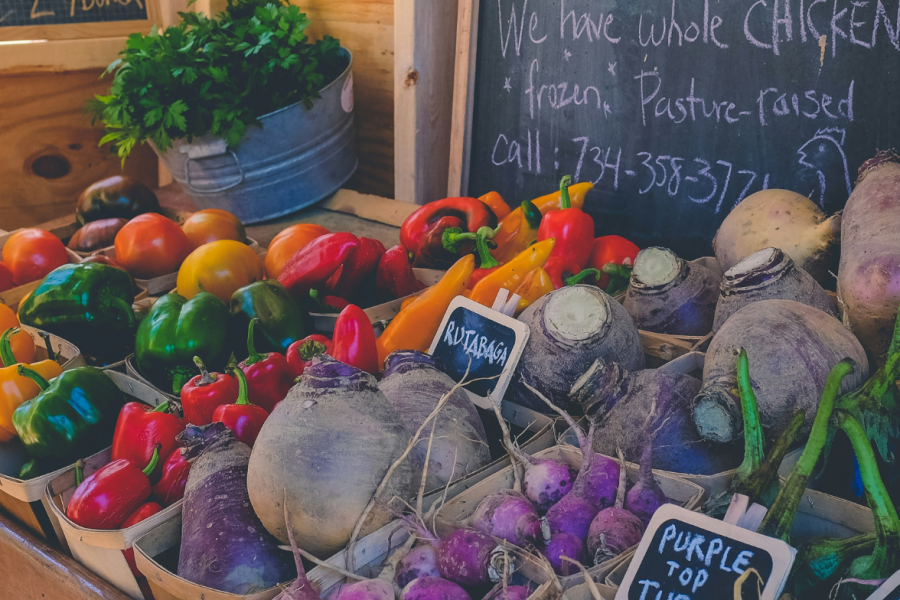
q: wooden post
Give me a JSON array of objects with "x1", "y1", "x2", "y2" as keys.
[
  {"x1": 447, "y1": 0, "x2": 479, "y2": 198},
  {"x1": 394, "y1": 0, "x2": 459, "y2": 205}
]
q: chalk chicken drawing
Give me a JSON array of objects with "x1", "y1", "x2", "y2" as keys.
[{"x1": 796, "y1": 128, "x2": 853, "y2": 209}]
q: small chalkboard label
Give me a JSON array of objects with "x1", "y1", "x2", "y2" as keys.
[
  {"x1": 616, "y1": 505, "x2": 795, "y2": 600},
  {"x1": 865, "y1": 570, "x2": 900, "y2": 600},
  {"x1": 428, "y1": 296, "x2": 530, "y2": 409}
]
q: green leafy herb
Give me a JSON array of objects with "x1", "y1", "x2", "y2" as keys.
[{"x1": 89, "y1": 0, "x2": 346, "y2": 162}]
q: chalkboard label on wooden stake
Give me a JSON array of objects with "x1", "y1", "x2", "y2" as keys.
[
  {"x1": 616, "y1": 504, "x2": 795, "y2": 600},
  {"x1": 864, "y1": 569, "x2": 900, "y2": 600},
  {"x1": 428, "y1": 296, "x2": 530, "y2": 410}
]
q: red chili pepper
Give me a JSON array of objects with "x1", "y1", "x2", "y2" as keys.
[
  {"x1": 374, "y1": 245, "x2": 423, "y2": 303},
  {"x1": 587, "y1": 235, "x2": 640, "y2": 293},
  {"x1": 238, "y1": 318, "x2": 293, "y2": 413},
  {"x1": 326, "y1": 237, "x2": 387, "y2": 302},
  {"x1": 121, "y1": 501, "x2": 162, "y2": 577},
  {"x1": 66, "y1": 445, "x2": 160, "y2": 530},
  {"x1": 543, "y1": 257, "x2": 603, "y2": 290},
  {"x1": 151, "y1": 449, "x2": 190, "y2": 506},
  {"x1": 401, "y1": 199, "x2": 498, "y2": 268},
  {"x1": 286, "y1": 334, "x2": 333, "y2": 378},
  {"x1": 277, "y1": 232, "x2": 360, "y2": 300},
  {"x1": 537, "y1": 176, "x2": 595, "y2": 267},
  {"x1": 213, "y1": 368, "x2": 269, "y2": 447},
  {"x1": 331, "y1": 305, "x2": 379, "y2": 375},
  {"x1": 180, "y1": 356, "x2": 239, "y2": 427},
  {"x1": 111, "y1": 401, "x2": 184, "y2": 482}
]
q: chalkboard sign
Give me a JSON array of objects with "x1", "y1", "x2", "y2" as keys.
[
  {"x1": 0, "y1": 0, "x2": 158, "y2": 41},
  {"x1": 865, "y1": 569, "x2": 900, "y2": 600},
  {"x1": 428, "y1": 296, "x2": 530, "y2": 409},
  {"x1": 451, "y1": 0, "x2": 900, "y2": 259},
  {"x1": 616, "y1": 505, "x2": 795, "y2": 600}
]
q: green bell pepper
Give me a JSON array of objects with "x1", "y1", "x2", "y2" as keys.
[
  {"x1": 17, "y1": 263, "x2": 135, "y2": 366},
  {"x1": 135, "y1": 292, "x2": 231, "y2": 394},
  {"x1": 13, "y1": 366, "x2": 124, "y2": 466},
  {"x1": 229, "y1": 280, "x2": 311, "y2": 360}
]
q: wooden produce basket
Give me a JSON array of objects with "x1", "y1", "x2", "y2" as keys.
[
  {"x1": 0, "y1": 371, "x2": 167, "y2": 547},
  {"x1": 45, "y1": 449, "x2": 183, "y2": 600},
  {"x1": 436, "y1": 445, "x2": 706, "y2": 591},
  {"x1": 125, "y1": 354, "x2": 180, "y2": 405},
  {"x1": 20, "y1": 325, "x2": 87, "y2": 371}
]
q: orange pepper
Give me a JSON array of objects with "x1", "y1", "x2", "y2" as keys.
[
  {"x1": 492, "y1": 182, "x2": 593, "y2": 254},
  {"x1": 514, "y1": 267, "x2": 555, "y2": 314},
  {"x1": 0, "y1": 327, "x2": 62, "y2": 442},
  {"x1": 469, "y1": 239, "x2": 555, "y2": 306},
  {"x1": 376, "y1": 255, "x2": 475, "y2": 364},
  {"x1": 479, "y1": 191, "x2": 511, "y2": 221},
  {"x1": 0, "y1": 304, "x2": 34, "y2": 364}
]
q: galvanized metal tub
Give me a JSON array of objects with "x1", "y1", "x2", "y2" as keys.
[{"x1": 155, "y1": 48, "x2": 357, "y2": 224}]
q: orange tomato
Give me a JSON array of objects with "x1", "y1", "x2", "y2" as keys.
[
  {"x1": 115, "y1": 213, "x2": 193, "y2": 280},
  {"x1": 182, "y1": 210, "x2": 247, "y2": 249},
  {"x1": 265, "y1": 223, "x2": 330, "y2": 279},
  {"x1": 2, "y1": 229, "x2": 68, "y2": 286},
  {"x1": 176, "y1": 240, "x2": 264, "y2": 303},
  {"x1": 0, "y1": 304, "x2": 35, "y2": 365}
]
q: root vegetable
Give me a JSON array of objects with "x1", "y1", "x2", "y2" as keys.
[
  {"x1": 623, "y1": 411, "x2": 667, "y2": 526},
  {"x1": 247, "y1": 356, "x2": 413, "y2": 556},
  {"x1": 275, "y1": 500, "x2": 323, "y2": 600},
  {"x1": 541, "y1": 532, "x2": 586, "y2": 576},
  {"x1": 396, "y1": 544, "x2": 441, "y2": 589},
  {"x1": 586, "y1": 450, "x2": 645, "y2": 565},
  {"x1": 483, "y1": 585, "x2": 531, "y2": 600},
  {"x1": 622, "y1": 247, "x2": 719, "y2": 335},
  {"x1": 471, "y1": 489, "x2": 545, "y2": 546},
  {"x1": 435, "y1": 527, "x2": 508, "y2": 587},
  {"x1": 714, "y1": 247, "x2": 837, "y2": 332},
  {"x1": 712, "y1": 189, "x2": 841, "y2": 285},
  {"x1": 692, "y1": 299, "x2": 868, "y2": 445},
  {"x1": 837, "y1": 151, "x2": 900, "y2": 362},
  {"x1": 333, "y1": 536, "x2": 415, "y2": 600},
  {"x1": 507, "y1": 286, "x2": 644, "y2": 413},
  {"x1": 401, "y1": 577, "x2": 472, "y2": 600},
  {"x1": 379, "y1": 351, "x2": 490, "y2": 491},
  {"x1": 177, "y1": 423, "x2": 293, "y2": 594}
]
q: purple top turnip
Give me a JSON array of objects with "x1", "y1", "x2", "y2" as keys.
[
  {"x1": 623, "y1": 411, "x2": 667, "y2": 526},
  {"x1": 483, "y1": 584, "x2": 532, "y2": 600},
  {"x1": 586, "y1": 450, "x2": 645, "y2": 565},
  {"x1": 379, "y1": 351, "x2": 490, "y2": 491},
  {"x1": 275, "y1": 501, "x2": 324, "y2": 600},
  {"x1": 507, "y1": 286, "x2": 644, "y2": 413},
  {"x1": 714, "y1": 247, "x2": 837, "y2": 332},
  {"x1": 435, "y1": 527, "x2": 509, "y2": 587},
  {"x1": 334, "y1": 535, "x2": 417, "y2": 600},
  {"x1": 541, "y1": 531, "x2": 587, "y2": 576},
  {"x1": 471, "y1": 489, "x2": 545, "y2": 547},
  {"x1": 401, "y1": 577, "x2": 472, "y2": 600},
  {"x1": 623, "y1": 247, "x2": 720, "y2": 336},
  {"x1": 396, "y1": 544, "x2": 440, "y2": 589}
]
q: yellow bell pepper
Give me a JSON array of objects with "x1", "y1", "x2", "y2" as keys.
[
  {"x1": 469, "y1": 239, "x2": 556, "y2": 306},
  {"x1": 493, "y1": 199, "x2": 541, "y2": 263},
  {"x1": 0, "y1": 328, "x2": 62, "y2": 442},
  {"x1": 376, "y1": 255, "x2": 475, "y2": 364},
  {"x1": 176, "y1": 240, "x2": 264, "y2": 304},
  {"x1": 514, "y1": 267, "x2": 555, "y2": 314},
  {"x1": 492, "y1": 182, "x2": 593, "y2": 257}
]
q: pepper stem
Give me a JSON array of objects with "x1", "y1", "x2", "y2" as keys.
[
  {"x1": 38, "y1": 332, "x2": 57, "y2": 364},
  {"x1": 16, "y1": 365, "x2": 50, "y2": 391},
  {"x1": 244, "y1": 318, "x2": 265, "y2": 367},
  {"x1": 152, "y1": 401, "x2": 170, "y2": 413},
  {"x1": 442, "y1": 227, "x2": 476, "y2": 254},
  {"x1": 522, "y1": 199, "x2": 542, "y2": 229},
  {"x1": 559, "y1": 175, "x2": 573, "y2": 210},
  {"x1": 0, "y1": 328, "x2": 19, "y2": 368},
  {"x1": 473, "y1": 225, "x2": 501, "y2": 269},
  {"x1": 193, "y1": 356, "x2": 216, "y2": 386},
  {"x1": 227, "y1": 367, "x2": 251, "y2": 406},
  {"x1": 75, "y1": 459, "x2": 84, "y2": 486},
  {"x1": 298, "y1": 340, "x2": 327, "y2": 362},
  {"x1": 564, "y1": 268, "x2": 602, "y2": 286},
  {"x1": 142, "y1": 444, "x2": 161, "y2": 477},
  {"x1": 107, "y1": 296, "x2": 136, "y2": 330}
]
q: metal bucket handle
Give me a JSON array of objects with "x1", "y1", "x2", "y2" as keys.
[{"x1": 180, "y1": 139, "x2": 245, "y2": 193}]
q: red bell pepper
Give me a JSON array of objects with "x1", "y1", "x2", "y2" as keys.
[
  {"x1": 308, "y1": 289, "x2": 351, "y2": 314},
  {"x1": 401, "y1": 198, "x2": 498, "y2": 268},
  {"x1": 151, "y1": 449, "x2": 190, "y2": 506},
  {"x1": 180, "y1": 356, "x2": 239, "y2": 427},
  {"x1": 326, "y1": 237, "x2": 387, "y2": 302},
  {"x1": 213, "y1": 368, "x2": 269, "y2": 447},
  {"x1": 374, "y1": 245, "x2": 423, "y2": 303},
  {"x1": 286, "y1": 334, "x2": 333, "y2": 378},
  {"x1": 66, "y1": 445, "x2": 160, "y2": 530},
  {"x1": 543, "y1": 257, "x2": 603, "y2": 290},
  {"x1": 111, "y1": 401, "x2": 184, "y2": 482},
  {"x1": 238, "y1": 318, "x2": 293, "y2": 413},
  {"x1": 121, "y1": 501, "x2": 162, "y2": 578},
  {"x1": 588, "y1": 235, "x2": 640, "y2": 293},
  {"x1": 277, "y1": 232, "x2": 360, "y2": 300},
  {"x1": 537, "y1": 176, "x2": 595, "y2": 267},
  {"x1": 331, "y1": 305, "x2": 379, "y2": 375}
]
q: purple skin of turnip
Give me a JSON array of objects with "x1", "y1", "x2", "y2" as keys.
[
  {"x1": 483, "y1": 585, "x2": 532, "y2": 600},
  {"x1": 586, "y1": 507, "x2": 645, "y2": 565},
  {"x1": 435, "y1": 527, "x2": 508, "y2": 587},
  {"x1": 521, "y1": 458, "x2": 577, "y2": 512},
  {"x1": 623, "y1": 247, "x2": 720, "y2": 336},
  {"x1": 400, "y1": 577, "x2": 472, "y2": 600},
  {"x1": 274, "y1": 499, "x2": 323, "y2": 600},
  {"x1": 472, "y1": 489, "x2": 545, "y2": 546},
  {"x1": 623, "y1": 411, "x2": 668, "y2": 526},
  {"x1": 396, "y1": 544, "x2": 441, "y2": 589},
  {"x1": 541, "y1": 532, "x2": 587, "y2": 576}
]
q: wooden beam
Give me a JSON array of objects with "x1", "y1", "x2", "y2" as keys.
[
  {"x1": 447, "y1": 0, "x2": 479, "y2": 197},
  {"x1": 394, "y1": 0, "x2": 459, "y2": 205}
]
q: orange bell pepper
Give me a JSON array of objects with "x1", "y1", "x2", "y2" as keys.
[
  {"x1": 176, "y1": 240, "x2": 264, "y2": 303},
  {"x1": 514, "y1": 267, "x2": 555, "y2": 314},
  {"x1": 376, "y1": 255, "x2": 475, "y2": 364},
  {"x1": 492, "y1": 182, "x2": 593, "y2": 255},
  {"x1": 469, "y1": 239, "x2": 555, "y2": 306},
  {"x1": 1, "y1": 304, "x2": 35, "y2": 365},
  {"x1": 0, "y1": 328, "x2": 62, "y2": 442},
  {"x1": 479, "y1": 192, "x2": 511, "y2": 221}
]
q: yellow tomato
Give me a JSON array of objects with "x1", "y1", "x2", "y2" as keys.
[{"x1": 176, "y1": 240, "x2": 264, "y2": 303}]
